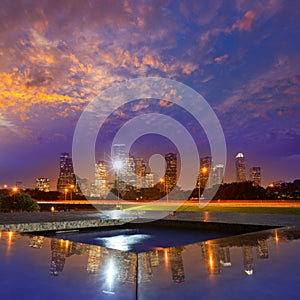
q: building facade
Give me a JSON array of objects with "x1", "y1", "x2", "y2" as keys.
[
  {"x1": 57, "y1": 153, "x2": 77, "y2": 193},
  {"x1": 249, "y1": 167, "x2": 261, "y2": 186},
  {"x1": 165, "y1": 153, "x2": 177, "y2": 192},
  {"x1": 36, "y1": 178, "x2": 50, "y2": 192},
  {"x1": 235, "y1": 153, "x2": 246, "y2": 182}
]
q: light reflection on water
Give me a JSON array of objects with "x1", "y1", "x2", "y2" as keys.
[
  {"x1": 1, "y1": 227, "x2": 300, "y2": 299},
  {"x1": 96, "y1": 234, "x2": 151, "y2": 251}
]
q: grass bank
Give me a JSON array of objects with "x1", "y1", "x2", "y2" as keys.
[{"x1": 123, "y1": 204, "x2": 300, "y2": 214}]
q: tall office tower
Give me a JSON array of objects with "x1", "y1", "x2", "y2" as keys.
[
  {"x1": 36, "y1": 178, "x2": 50, "y2": 192},
  {"x1": 112, "y1": 144, "x2": 126, "y2": 190},
  {"x1": 94, "y1": 161, "x2": 108, "y2": 198},
  {"x1": 123, "y1": 156, "x2": 137, "y2": 190},
  {"x1": 257, "y1": 239, "x2": 269, "y2": 259},
  {"x1": 243, "y1": 246, "x2": 254, "y2": 275},
  {"x1": 220, "y1": 246, "x2": 231, "y2": 267},
  {"x1": 87, "y1": 246, "x2": 103, "y2": 274},
  {"x1": 138, "y1": 252, "x2": 152, "y2": 283},
  {"x1": 134, "y1": 157, "x2": 146, "y2": 189},
  {"x1": 57, "y1": 153, "x2": 76, "y2": 193},
  {"x1": 145, "y1": 172, "x2": 156, "y2": 188},
  {"x1": 49, "y1": 239, "x2": 67, "y2": 276},
  {"x1": 249, "y1": 167, "x2": 261, "y2": 186},
  {"x1": 112, "y1": 144, "x2": 126, "y2": 166},
  {"x1": 235, "y1": 153, "x2": 246, "y2": 182},
  {"x1": 200, "y1": 156, "x2": 212, "y2": 189},
  {"x1": 212, "y1": 164, "x2": 224, "y2": 186},
  {"x1": 168, "y1": 246, "x2": 185, "y2": 283},
  {"x1": 165, "y1": 153, "x2": 177, "y2": 193}
]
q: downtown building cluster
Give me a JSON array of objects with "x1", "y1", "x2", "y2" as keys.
[
  {"x1": 53, "y1": 145, "x2": 178, "y2": 199},
  {"x1": 36, "y1": 150, "x2": 261, "y2": 198}
]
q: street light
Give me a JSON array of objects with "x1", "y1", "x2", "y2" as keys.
[
  {"x1": 70, "y1": 184, "x2": 74, "y2": 201},
  {"x1": 64, "y1": 188, "x2": 68, "y2": 201},
  {"x1": 199, "y1": 167, "x2": 208, "y2": 201},
  {"x1": 12, "y1": 187, "x2": 18, "y2": 202},
  {"x1": 64, "y1": 188, "x2": 68, "y2": 212}
]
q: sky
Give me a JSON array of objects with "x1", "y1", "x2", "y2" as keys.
[{"x1": 0, "y1": 0, "x2": 299, "y2": 189}]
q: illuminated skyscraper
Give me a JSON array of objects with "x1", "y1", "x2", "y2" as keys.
[
  {"x1": 257, "y1": 239, "x2": 269, "y2": 259},
  {"x1": 134, "y1": 157, "x2": 146, "y2": 189},
  {"x1": 87, "y1": 246, "x2": 103, "y2": 274},
  {"x1": 200, "y1": 156, "x2": 212, "y2": 189},
  {"x1": 36, "y1": 178, "x2": 50, "y2": 192},
  {"x1": 165, "y1": 153, "x2": 177, "y2": 192},
  {"x1": 168, "y1": 246, "x2": 185, "y2": 283},
  {"x1": 242, "y1": 246, "x2": 254, "y2": 275},
  {"x1": 235, "y1": 153, "x2": 246, "y2": 182},
  {"x1": 212, "y1": 164, "x2": 224, "y2": 186},
  {"x1": 93, "y1": 161, "x2": 108, "y2": 198},
  {"x1": 145, "y1": 172, "x2": 156, "y2": 188},
  {"x1": 112, "y1": 144, "x2": 126, "y2": 190},
  {"x1": 220, "y1": 246, "x2": 231, "y2": 267},
  {"x1": 138, "y1": 252, "x2": 152, "y2": 283},
  {"x1": 250, "y1": 167, "x2": 261, "y2": 186},
  {"x1": 57, "y1": 153, "x2": 76, "y2": 193}
]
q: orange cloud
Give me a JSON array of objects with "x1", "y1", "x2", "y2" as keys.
[
  {"x1": 214, "y1": 54, "x2": 229, "y2": 63},
  {"x1": 231, "y1": 10, "x2": 256, "y2": 32}
]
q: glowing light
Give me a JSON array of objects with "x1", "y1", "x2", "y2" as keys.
[
  {"x1": 269, "y1": 183, "x2": 274, "y2": 188},
  {"x1": 12, "y1": 187, "x2": 18, "y2": 192},
  {"x1": 113, "y1": 160, "x2": 123, "y2": 171},
  {"x1": 275, "y1": 231, "x2": 279, "y2": 243},
  {"x1": 160, "y1": 178, "x2": 164, "y2": 183},
  {"x1": 51, "y1": 206, "x2": 55, "y2": 212},
  {"x1": 164, "y1": 249, "x2": 169, "y2": 269},
  {"x1": 3, "y1": 184, "x2": 8, "y2": 189},
  {"x1": 70, "y1": 184, "x2": 74, "y2": 189},
  {"x1": 236, "y1": 152, "x2": 244, "y2": 158},
  {"x1": 209, "y1": 255, "x2": 214, "y2": 269},
  {"x1": 201, "y1": 167, "x2": 208, "y2": 173},
  {"x1": 65, "y1": 240, "x2": 69, "y2": 249},
  {"x1": 96, "y1": 234, "x2": 151, "y2": 251},
  {"x1": 64, "y1": 188, "x2": 68, "y2": 192}
]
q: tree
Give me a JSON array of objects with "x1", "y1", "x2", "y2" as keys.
[{"x1": 0, "y1": 192, "x2": 40, "y2": 212}]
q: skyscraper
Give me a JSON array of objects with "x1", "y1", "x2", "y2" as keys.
[
  {"x1": 165, "y1": 153, "x2": 177, "y2": 193},
  {"x1": 112, "y1": 144, "x2": 126, "y2": 190},
  {"x1": 57, "y1": 153, "x2": 77, "y2": 193},
  {"x1": 235, "y1": 153, "x2": 246, "y2": 182},
  {"x1": 249, "y1": 167, "x2": 261, "y2": 186},
  {"x1": 200, "y1": 156, "x2": 212, "y2": 189},
  {"x1": 212, "y1": 164, "x2": 224, "y2": 186},
  {"x1": 36, "y1": 178, "x2": 50, "y2": 192},
  {"x1": 94, "y1": 161, "x2": 108, "y2": 198},
  {"x1": 134, "y1": 157, "x2": 146, "y2": 189}
]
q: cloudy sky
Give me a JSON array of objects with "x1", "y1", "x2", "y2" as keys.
[{"x1": 0, "y1": 0, "x2": 299, "y2": 189}]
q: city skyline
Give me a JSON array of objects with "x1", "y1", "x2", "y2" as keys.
[
  {"x1": 0, "y1": 1, "x2": 299, "y2": 188},
  {"x1": 2, "y1": 150, "x2": 289, "y2": 192}
]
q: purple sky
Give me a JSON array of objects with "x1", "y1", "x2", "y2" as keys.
[{"x1": 0, "y1": 0, "x2": 299, "y2": 189}]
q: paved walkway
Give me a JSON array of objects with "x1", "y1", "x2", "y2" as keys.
[{"x1": 1, "y1": 210, "x2": 300, "y2": 232}]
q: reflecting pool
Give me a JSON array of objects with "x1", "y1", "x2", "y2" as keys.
[
  {"x1": 44, "y1": 226, "x2": 237, "y2": 252},
  {"x1": 0, "y1": 226, "x2": 300, "y2": 299}
]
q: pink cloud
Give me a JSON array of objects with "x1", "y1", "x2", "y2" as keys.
[
  {"x1": 214, "y1": 54, "x2": 229, "y2": 63},
  {"x1": 231, "y1": 10, "x2": 256, "y2": 32}
]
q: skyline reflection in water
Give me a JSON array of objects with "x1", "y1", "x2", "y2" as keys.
[{"x1": 0, "y1": 227, "x2": 300, "y2": 299}]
